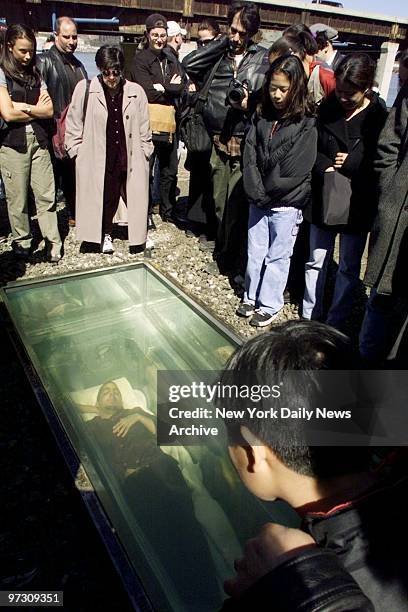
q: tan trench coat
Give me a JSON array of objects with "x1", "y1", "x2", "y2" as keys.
[{"x1": 65, "y1": 77, "x2": 153, "y2": 246}]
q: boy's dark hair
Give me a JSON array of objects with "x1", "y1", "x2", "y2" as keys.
[
  {"x1": 95, "y1": 45, "x2": 125, "y2": 72},
  {"x1": 221, "y1": 321, "x2": 372, "y2": 479},
  {"x1": 335, "y1": 53, "x2": 376, "y2": 92},
  {"x1": 227, "y1": 1, "x2": 260, "y2": 38},
  {"x1": 198, "y1": 19, "x2": 220, "y2": 37},
  {"x1": 261, "y1": 54, "x2": 315, "y2": 121}
]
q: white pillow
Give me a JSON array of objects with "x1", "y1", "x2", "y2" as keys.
[{"x1": 70, "y1": 377, "x2": 151, "y2": 421}]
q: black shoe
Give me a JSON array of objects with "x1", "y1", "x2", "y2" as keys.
[
  {"x1": 250, "y1": 310, "x2": 279, "y2": 328},
  {"x1": 147, "y1": 214, "x2": 156, "y2": 231},
  {"x1": 129, "y1": 245, "x2": 145, "y2": 255},
  {"x1": 236, "y1": 302, "x2": 255, "y2": 317},
  {"x1": 12, "y1": 244, "x2": 30, "y2": 260}
]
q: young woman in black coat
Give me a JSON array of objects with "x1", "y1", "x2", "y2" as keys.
[
  {"x1": 237, "y1": 55, "x2": 317, "y2": 327},
  {"x1": 302, "y1": 54, "x2": 388, "y2": 329}
]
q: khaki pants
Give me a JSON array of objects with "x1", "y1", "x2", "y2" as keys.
[{"x1": 0, "y1": 133, "x2": 61, "y2": 252}]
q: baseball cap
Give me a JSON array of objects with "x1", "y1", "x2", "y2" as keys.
[
  {"x1": 145, "y1": 13, "x2": 167, "y2": 31},
  {"x1": 167, "y1": 21, "x2": 182, "y2": 37},
  {"x1": 310, "y1": 23, "x2": 339, "y2": 41}
]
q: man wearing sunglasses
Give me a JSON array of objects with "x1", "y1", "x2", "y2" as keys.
[
  {"x1": 183, "y1": 1, "x2": 267, "y2": 278},
  {"x1": 38, "y1": 16, "x2": 87, "y2": 227},
  {"x1": 129, "y1": 14, "x2": 184, "y2": 225}
]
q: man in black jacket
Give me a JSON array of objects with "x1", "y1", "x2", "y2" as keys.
[
  {"x1": 38, "y1": 17, "x2": 87, "y2": 226},
  {"x1": 219, "y1": 321, "x2": 408, "y2": 611},
  {"x1": 129, "y1": 14, "x2": 184, "y2": 224},
  {"x1": 360, "y1": 83, "x2": 408, "y2": 365},
  {"x1": 182, "y1": 1, "x2": 267, "y2": 276}
]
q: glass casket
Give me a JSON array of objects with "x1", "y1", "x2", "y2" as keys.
[{"x1": 1, "y1": 263, "x2": 296, "y2": 611}]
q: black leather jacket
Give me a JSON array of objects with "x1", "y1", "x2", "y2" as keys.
[
  {"x1": 37, "y1": 45, "x2": 87, "y2": 117},
  {"x1": 182, "y1": 36, "x2": 268, "y2": 138},
  {"x1": 222, "y1": 548, "x2": 374, "y2": 611}
]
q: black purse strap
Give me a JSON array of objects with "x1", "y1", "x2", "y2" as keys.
[{"x1": 194, "y1": 55, "x2": 224, "y2": 114}]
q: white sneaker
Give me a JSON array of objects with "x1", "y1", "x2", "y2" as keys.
[
  {"x1": 145, "y1": 236, "x2": 155, "y2": 250},
  {"x1": 102, "y1": 234, "x2": 114, "y2": 254}
]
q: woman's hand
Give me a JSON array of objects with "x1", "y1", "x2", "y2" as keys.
[
  {"x1": 170, "y1": 74, "x2": 182, "y2": 85},
  {"x1": 325, "y1": 166, "x2": 336, "y2": 172},
  {"x1": 153, "y1": 83, "x2": 165, "y2": 92},
  {"x1": 37, "y1": 90, "x2": 52, "y2": 107},
  {"x1": 334, "y1": 152, "x2": 348, "y2": 169}
]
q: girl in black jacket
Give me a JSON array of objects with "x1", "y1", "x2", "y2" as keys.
[
  {"x1": 303, "y1": 54, "x2": 388, "y2": 329},
  {"x1": 237, "y1": 55, "x2": 317, "y2": 327}
]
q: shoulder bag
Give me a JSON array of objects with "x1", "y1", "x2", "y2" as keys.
[
  {"x1": 179, "y1": 56, "x2": 223, "y2": 155},
  {"x1": 321, "y1": 138, "x2": 361, "y2": 226}
]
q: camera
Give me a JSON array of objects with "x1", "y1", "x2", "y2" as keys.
[{"x1": 227, "y1": 79, "x2": 249, "y2": 105}]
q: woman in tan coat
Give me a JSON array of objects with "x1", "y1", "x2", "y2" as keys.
[{"x1": 65, "y1": 45, "x2": 153, "y2": 253}]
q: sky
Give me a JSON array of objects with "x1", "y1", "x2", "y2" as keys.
[{"x1": 340, "y1": 0, "x2": 407, "y2": 18}]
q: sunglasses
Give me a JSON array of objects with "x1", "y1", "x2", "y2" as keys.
[
  {"x1": 102, "y1": 69, "x2": 121, "y2": 77},
  {"x1": 197, "y1": 38, "x2": 214, "y2": 47}
]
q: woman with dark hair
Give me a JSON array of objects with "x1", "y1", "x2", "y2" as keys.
[
  {"x1": 0, "y1": 24, "x2": 61, "y2": 261},
  {"x1": 303, "y1": 54, "x2": 388, "y2": 329},
  {"x1": 65, "y1": 45, "x2": 153, "y2": 253},
  {"x1": 237, "y1": 55, "x2": 317, "y2": 327}
]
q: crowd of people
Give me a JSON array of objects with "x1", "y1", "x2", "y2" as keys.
[{"x1": 0, "y1": 1, "x2": 407, "y2": 356}]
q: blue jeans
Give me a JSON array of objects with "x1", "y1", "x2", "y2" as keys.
[
  {"x1": 303, "y1": 224, "x2": 367, "y2": 327},
  {"x1": 244, "y1": 205, "x2": 302, "y2": 316}
]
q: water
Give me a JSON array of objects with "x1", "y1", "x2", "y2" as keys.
[
  {"x1": 76, "y1": 51, "x2": 99, "y2": 79},
  {"x1": 386, "y1": 71, "x2": 400, "y2": 107}
]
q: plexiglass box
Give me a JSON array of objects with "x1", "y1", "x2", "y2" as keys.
[{"x1": 1, "y1": 263, "x2": 296, "y2": 611}]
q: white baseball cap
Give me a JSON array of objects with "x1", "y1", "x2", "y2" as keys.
[{"x1": 167, "y1": 21, "x2": 186, "y2": 37}]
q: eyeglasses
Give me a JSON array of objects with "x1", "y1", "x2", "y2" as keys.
[
  {"x1": 150, "y1": 33, "x2": 167, "y2": 40},
  {"x1": 102, "y1": 69, "x2": 121, "y2": 77},
  {"x1": 197, "y1": 38, "x2": 214, "y2": 47}
]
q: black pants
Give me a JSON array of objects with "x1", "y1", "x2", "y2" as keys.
[
  {"x1": 150, "y1": 137, "x2": 178, "y2": 219},
  {"x1": 102, "y1": 168, "x2": 127, "y2": 237},
  {"x1": 53, "y1": 156, "x2": 76, "y2": 220}
]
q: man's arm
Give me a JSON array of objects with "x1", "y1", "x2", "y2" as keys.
[
  {"x1": 222, "y1": 523, "x2": 374, "y2": 612},
  {"x1": 182, "y1": 36, "x2": 228, "y2": 88}
]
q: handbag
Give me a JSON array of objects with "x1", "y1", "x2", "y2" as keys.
[
  {"x1": 321, "y1": 170, "x2": 352, "y2": 225},
  {"x1": 180, "y1": 56, "x2": 223, "y2": 155},
  {"x1": 148, "y1": 103, "x2": 176, "y2": 144},
  {"x1": 321, "y1": 138, "x2": 361, "y2": 226}
]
